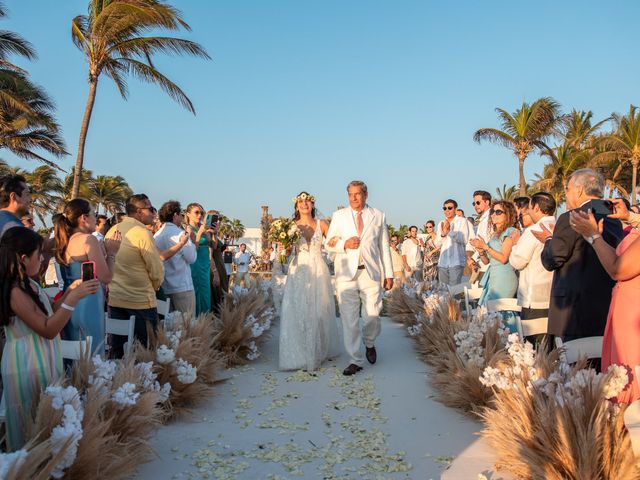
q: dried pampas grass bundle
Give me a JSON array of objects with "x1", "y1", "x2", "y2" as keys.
[
  {"x1": 385, "y1": 288, "x2": 423, "y2": 327},
  {"x1": 2, "y1": 437, "x2": 73, "y2": 480},
  {"x1": 481, "y1": 336, "x2": 640, "y2": 479},
  {"x1": 213, "y1": 286, "x2": 276, "y2": 366}
]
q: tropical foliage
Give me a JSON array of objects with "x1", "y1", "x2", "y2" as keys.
[
  {"x1": 70, "y1": 0, "x2": 210, "y2": 199},
  {"x1": 219, "y1": 215, "x2": 246, "y2": 242}
]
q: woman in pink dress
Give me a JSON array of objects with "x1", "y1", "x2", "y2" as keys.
[{"x1": 570, "y1": 207, "x2": 640, "y2": 403}]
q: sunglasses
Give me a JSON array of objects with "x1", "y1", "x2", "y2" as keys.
[
  {"x1": 426, "y1": 225, "x2": 434, "y2": 229},
  {"x1": 138, "y1": 206, "x2": 157, "y2": 214},
  {"x1": 490, "y1": 209, "x2": 505, "y2": 216},
  {"x1": 473, "y1": 201, "x2": 484, "y2": 206},
  {"x1": 442, "y1": 206, "x2": 455, "y2": 211}
]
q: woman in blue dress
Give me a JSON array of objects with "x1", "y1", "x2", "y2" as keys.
[
  {"x1": 470, "y1": 200, "x2": 519, "y2": 332},
  {"x1": 185, "y1": 203, "x2": 212, "y2": 315},
  {"x1": 55, "y1": 199, "x2": 121, "y2": 354}
]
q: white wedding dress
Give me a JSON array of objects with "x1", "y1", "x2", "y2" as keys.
[{"x1": 279, "y1": 221, "x2": 341, "y2": 371}]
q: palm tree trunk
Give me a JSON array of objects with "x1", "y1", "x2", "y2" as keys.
[
  {"x1": 632, "y1": 159, "x2": 638, "y2": 205},
  {"x1": 72, "y1": 78, "x2": 98, "y2": 199},
  {"x1": 518, "y1": 154, "x2": 526, "y2": 197}
]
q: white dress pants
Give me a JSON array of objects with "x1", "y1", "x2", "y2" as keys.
[{"x1": 335, "y1": 268, "x2": 383, "y2": 366}]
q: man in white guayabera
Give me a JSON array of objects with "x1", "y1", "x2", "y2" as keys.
[{"x1": 326, "y1": 180, "x2": 394, "y2": 376}]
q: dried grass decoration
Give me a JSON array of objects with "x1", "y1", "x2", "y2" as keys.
[
  {"x1": 134, "y1": 312, "x2": 226, "y2": 417},
  {"x1": 0, "y1": 437, "x2": 73, "y2": 480},
  {"x1": 213, "y1": 285, "x2": 276, "y2": 367},
  {"x1": 480, "y1": 333, "x2": 640, "y2": 480}
]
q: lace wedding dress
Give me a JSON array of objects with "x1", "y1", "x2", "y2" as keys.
[{"x1": 279, "y1": 221, "x2": 341, "y2": 371}]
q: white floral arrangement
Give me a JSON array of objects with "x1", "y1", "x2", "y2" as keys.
[
  {"x1": 246, "y1": 341, "x2": 260, "y2": 361},
  {"x1": 135, "y1": 361, "x2": 171, "y2": 402},
  {"x1": 268, "y1": 217, "x2": 300, "y2": 264},
  {"x1": 0, "y1": 448, "x2": 28, "y2": 478},
  {"x1": 454, "y1": 312, "x2": 508, "y2": 368},
  {"x1": 88, "y1": 355, "x2": 117, "y2": 394},
  {"x1": 291, "y1": 192, "x2": 315, "y2": 204},
  {"x1": 156, "y1": 344, "x2": 176, "y2": 365},
  {"x1": 174, "y1": 358, "x2": 198, "y2": 385},
  {"x1": 243, "y1": 307, "x2": 275, "y2": 360},
  {"x1": 111, "y1": 383, "x2": 140, "y2": 406},
  {"x1": 45, "y1": 385, "x2": 84, "y2": 479}
]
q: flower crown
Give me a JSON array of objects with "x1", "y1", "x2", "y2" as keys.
[{"x1": 292, "y1": 192, "x2": 316, "y2": 204}]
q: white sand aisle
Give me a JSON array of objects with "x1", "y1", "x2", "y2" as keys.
[{"x1": 133, "y1": 317, "x2": 481, "y2": 480}]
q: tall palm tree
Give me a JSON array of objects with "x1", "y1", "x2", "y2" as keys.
[
  {"x1": 558, "y1": 109, "x2": 610, "y2": 149},
  {"x1": 532, "y1": 144, "x2": 589, "y2": 205},
  {"x1": 60, "y1": 167, "x2": 94, "y2": 208},
  {"x1": 70, "y1": 0, "x2": 210, "y2": 198},
  {"x1": 24, "y1": 165, "x2": 63, "y2": 225},
  {"x1": 89, "y1": 174, "x2": 132, "y2": 214},
  {"x1": 229, "y1": 218, "x2": 245, "y2": 242},
  {"x1": 474, "y1": 97, "x2": 561, "y2": 196},
  {"x1": 592, "y1": 105, "x2": 640, "y2": 204},
  {"x1": 495, "y1": 184, "x2": 519, "y2": 202}
]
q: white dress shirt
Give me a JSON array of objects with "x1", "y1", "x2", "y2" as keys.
[
  {"x1": 509, "y1": 215, "x2": 556, "y2": 309},
  {"x1": 234, "y1": 251, "x2": 252, "y2": 273},
  {"x1": 467, "y1": 209, "x2": 491, "y2": 272},
  {"x1": 92, "y1": 231, "x2": 105, "y2": 242},
  {"x1": 154, "y1": 222, "x2": 197, "y2": 294},
  {"x1": 434, "y1": 216, "x2": 473, "y2": 268},
  {"x1": 401, "y1": 238, "x2": 422, "y2": 269}
]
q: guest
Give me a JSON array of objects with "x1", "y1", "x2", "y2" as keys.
[
  {"x1": 208, "y1": 211, "x2": 229, "y2": 312},
  {"x1": 106, "y1": 194, "x2": 164, "y2": 358},
  {"x1": 509, "y1": 193, "x2": 556, "y2": 325},
  {"x1": 0, "y1": 174, "x2": 30, "y2": 239},
  {"x1": 223, "y1": 247, "x2": 234, "y2": 276},
  {"x1": 470, "y1": 201, "x2": 519, "y2": 331},
  {"x1": 435, "y1": 199, "x2": 473, "y2": 285},
  {"x1": 154, "y1": 201, "x2": 197, "y2": 315},
  {"x1": 534, "y1": 169, "x2": 623, "y2": 344},
  {"x1": 466, "y1": 190, "x2": 492, "y2": 282},
  {"x1": 185, "y1": 203, "x2": 212, "y2": 315},
  {"x1": 92, "y1": 214, "x2": 108, "y2": 242},
  {"x1": 234, "y1": 243, "x2": 252, "y2": 287},
  {"x1": 456, "y1": 209, "x2": 465, "y2": 217},
  {"x1": 570, "y1": 207, "x2": 640, "y2": 403},
  {"x1": 401, "y1": 226, "x2": 423, "y2": 282},
  {"x1": 21, "y1": 214, "x2": 35, "y2": 229},
  {"x1": 55, "y1": 199, "x2": 121, "y2": 354},
  {"x1": 514, "y1": 196, "x2": 533, "y2": 229},
  {"x1": 0, "y1": 227, "x2": 98, "y2": 450},
  {"x1": 422, "y1": 220, "x2": 440, "y2": 282},
  {"x1": 389, "y1": 235, "x2": 405, "y2": 287}
]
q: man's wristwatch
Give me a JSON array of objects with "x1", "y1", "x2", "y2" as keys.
[{"x1": 586, "y1": 234, "x2": 601, "y2": 245}]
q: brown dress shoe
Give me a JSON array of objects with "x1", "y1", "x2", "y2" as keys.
[
  {"x1": 343, "y1": 364, "x2": 363, "y2": 376},
  {"x1": 366, "y1": 346, "x2": 377, "y2": 364}
]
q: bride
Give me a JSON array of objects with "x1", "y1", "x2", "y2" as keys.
[{"x1": 279, "y1": 191, "x2": 341, "y2": 371}]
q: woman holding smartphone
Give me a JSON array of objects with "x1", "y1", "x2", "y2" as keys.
[
  {"x1": 55, "y1": 198, "x2": 121, "y2": 354},
  {"x1": 185, "y1": 203, "x2": 212, "y2": 315}
]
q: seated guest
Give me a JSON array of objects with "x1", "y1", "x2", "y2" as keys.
[
  {"x1": 0, "y1": 227, "x2": 98, "y2": 450},
  {"x1": 570, "y1": 207, "x2": 640, "y2": 403},
  {"x1": 470, "y1": 201, "x2": 519, "y2": 331},
  {"x1": 154, "y1": 201, "x2": 197, "y2": 315}
]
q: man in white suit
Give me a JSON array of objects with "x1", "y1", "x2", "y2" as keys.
[{"x1": 326, "y1": 180, "x2": 394, "y2": 376}]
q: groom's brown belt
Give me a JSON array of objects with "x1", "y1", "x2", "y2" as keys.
[{"x1": 357, "y1": 265, "x2": 365, "y2": 270}]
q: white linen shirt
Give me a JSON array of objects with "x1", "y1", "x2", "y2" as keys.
[
  {"x1": 434, "y1": 216, "x2": 473, "y2": 268},
  {"x1": 467, "y1": 209, "x2": 491, "y2": 272},
  {"x1": 153, "y1": 222, "x2": 197, "y2": 294},
  {"x1": 234, "y1": 251, "x2": 252, "y2": 273},
  {"x1": 509, "y1": 216, "x2": 556, "y2": 309},
  {"x1": 401, "y1": 238, "x2": 422, "y2": 269}
]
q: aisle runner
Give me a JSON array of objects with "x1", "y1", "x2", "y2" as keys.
[{"x1": 182, "y1": 366, "x2": 411, "y2": 479}]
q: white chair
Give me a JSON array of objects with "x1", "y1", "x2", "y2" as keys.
[
  {"x1": 106, "y1": 315, "x2": 136, "y2": 357},
  {"x1": 515, "y1": 317, "x2": 548, "y2": 341},
  {"x1": 624, "y1": 366, "x2": 640, "y2": 458},
  {"x1": 60, "y1": 336, "x2": 93, "y2": 361},
  {"x1": 464, "y1": 285, "x2": 483, "y2": 314},
  {"x1": 554, "y1": 336, "x2": 603, "y2": 364},
  {"x1": 448, "y1": 282, "x2": 470, "y2": 297},
  {"x1": 156, "y1": 298, "x2": 171, "y2": 318}
]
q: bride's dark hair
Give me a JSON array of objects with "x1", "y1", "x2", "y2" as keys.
[{"x1": 293, "y1": 191, "x2": 316, "y2": 220}]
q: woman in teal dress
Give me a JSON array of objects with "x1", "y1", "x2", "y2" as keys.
[
  {"x1": 55, "y1": 199, "x2": 121, "y2": 354},
  {"x1": 0, "y1": 228, "x2": 98, "y2": 450},
  {"x1": 186, "y1": 203, "x2": 212, "y2": 315},
  {"x1": 470, "y1": 201, "x2": 520, "y2": 332}
]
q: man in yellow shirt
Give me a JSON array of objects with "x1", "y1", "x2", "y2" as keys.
[{"x1": 106, "y1": 193, "x2": 164, "y2": 357}]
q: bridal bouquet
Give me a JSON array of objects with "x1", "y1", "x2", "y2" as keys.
[{"x1": 268, "y1": 217, "x2": 300, "y2": 264}]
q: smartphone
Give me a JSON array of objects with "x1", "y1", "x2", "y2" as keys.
[
  {"x1": 81, "y1": 261, "x2": 96, "y2": 282},
  {"x1": 205, "y1": 213, "x2": 219, "y2": 228},
  {"x1": 590, "y1": 199, "x2": 613, "y2": 217}
]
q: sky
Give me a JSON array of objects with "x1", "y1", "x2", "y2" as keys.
[{"x1": 3, "y1": 1, "x2": 640, "y2": 228}]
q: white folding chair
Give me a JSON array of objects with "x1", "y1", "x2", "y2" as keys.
[
  {"x1": 448, "y1": 282, "x2": 470, "y2": 297},
  {"x1": 156, "y1": 298, "x2": 171, "y2": 318},
  {"x1": 624, "y1": 366, "x2": 640, "y2": 458},
  {"x1": 106, "y1": 315, "x2": 136, "y2": 357},
  {"x1": 554, "y1": 336, "x2": 603, "y2": 364},
  {"x1": 464, "y1": 285, "x2": 483, "y2": 314},
  {"x1": 515, "y1": 317, "x2": 548, "y2": 341},
  {"x1": 60, "y1": 336, "x2": 93, "y2": 361}
]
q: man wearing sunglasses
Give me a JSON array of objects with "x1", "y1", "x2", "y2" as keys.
[
  {"x1": 466, "y1": 190, "x2": 492, "y2": 282},
  {"x1": 435, "y1": 199, "x2": 473, "y2": 285}
]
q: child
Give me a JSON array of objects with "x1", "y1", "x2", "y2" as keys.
[{"x1": 0, "y1": 227, "x2": 98, "y2": 450}]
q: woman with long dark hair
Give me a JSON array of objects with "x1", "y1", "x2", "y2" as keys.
[
  {"x1": 55, "y1": 198, "x2": 121, "y2": 352},
  {"x1": 185, "y1": 203, "x2": 212, "y2": 315},
  {"x1": 0, "y1": 227, "x2": 98, "y2": 450}
]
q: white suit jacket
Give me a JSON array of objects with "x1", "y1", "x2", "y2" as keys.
[{"x1": 325, "y1": 206, "x2": 394, "y2": 283}]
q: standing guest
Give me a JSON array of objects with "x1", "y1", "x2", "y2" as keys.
[
  {"x1": 21, "y1": 214, "x2": 35, "y2": 230},
  {"x1": 466, "y1": 190, "x2": 492, "y2": 281},
  {"x1": 106, "y1": 194, "x2": 164, "y2": 358},
  {"x1": 422, "y1": 220, "x2": 440, "y2": 282},
  {"x1": 514, "y1": 196, "x2": 533, "y2": 229},
  {"x1": 533, "y1": 169, "x2": 623, "y2": 345},
  {"x1": 92, "y1": 214, "x2": 109, "y2": 242},
  {"x1": 470, "y1": 201, "x2": 519, "y2": 331},
  {"x1": 570, "y1": 206, "x2": 640, "y2": 403},
  {"x1": 389, "y1": 235, "x2": 405, "y2": 287},
  {"x1": 0, "y1": 174, "x2": 30, "y2": 238},
  {"x1": 401, "y1": 226, "x2": 423, "y2": 282},
  {"x1": 55, "y1": 199, "x2": 121, "y2": 354},
  {"x1": 208, "y1": 211, "x2": 229, "y2": 312},
  {"x1": 509, "y1": 193, "x2": 556, "y2": 327},
  {"x1": 435, "y1": 199, "x2": 473, "y2": 285},
  {"x1": 185, "y1": 203, "x2": 212, "y2": 315},
  {"x1": 154, "y1": 201, "x2": 197, "y2": 315},
  {"x1": 0, "y1": 227, "x2": 98, "y2": 450},
  {"x1": 234, "y1": 243, "x2": 252, "y2": 287},
  {"x1": 456, "y1": 209, "x2": 465, "y2": 217},
  {"x1": 223, "y1": 247, "x2": 234, "y2": 277}
]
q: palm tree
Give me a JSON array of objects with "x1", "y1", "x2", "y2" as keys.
[
  {"x1": 495, "y1": 184, "x2": 519, "y2": 202},
  {"x1": 89, "y1": 174, "x2": 132, "y2": 214},
  {"x1": 592, "y1": 105, "x2": 640, "y2": 204},
  {"x1": 60, "y1": 167, "x2": 94, "y2": 207},
  {"x1": 532, "y1": 144, "x2": 589, "y2": 205},
  {"x1": 558, "y1": 109, "x2": 610, "y2": 149},
  {"x1": 474, "y1": 97, "x2": 561, "y2": 196},
  {"x1": 229, "y1": 218, "x2": 245, "y2": 242},
  {"x1": 70, "y1": 0, "x2": 210, "y2": 198},
  {"x1": 24, "y1": 165, "x2": 63, "y2": 225}
]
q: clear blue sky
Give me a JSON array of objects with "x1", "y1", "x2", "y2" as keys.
[{"x1": 4, "y1": 1, "x2": 639, "y2": 227}]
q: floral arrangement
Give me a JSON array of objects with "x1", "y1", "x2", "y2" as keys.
[
  {"x1": 213, "y1": 285, "x2": 276, "y2": 366},
  {"x1": 0, "y1": 437, "x2": 74, "y2": 480},
  {"x1": 268, "y1": 216, "x2": 300, "y2": 264},
  {"x1": 291, "y1": 192, "x2": 315, "y2": 204}
]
